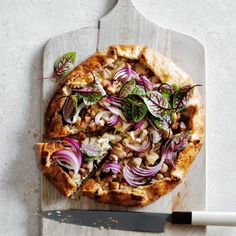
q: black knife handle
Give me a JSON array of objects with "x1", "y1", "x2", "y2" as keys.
[{"x1": 172, "y1": 211, "x2": 192, "y2": 224}]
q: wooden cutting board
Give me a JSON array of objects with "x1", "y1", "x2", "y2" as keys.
[{"x1": 41, "y1": 0, "x2": 206, "y2": 235}]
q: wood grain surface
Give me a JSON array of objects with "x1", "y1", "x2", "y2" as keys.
[{"x1": 41, "y1": 0, "x2": 206, "y2": 235}]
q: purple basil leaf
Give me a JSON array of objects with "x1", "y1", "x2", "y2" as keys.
[
  {"x1": 119, "y1": 79, "x2": 136, "y2": 98},
  {"x1": 54, "y1": 52, "x2": 76, "y2": 79},
  {"x1": 142, "y1": 91, "x2": 169, "y2": 117},
  {"x1": 171, "y1": 131, "x2": 191, "y2": 152}
]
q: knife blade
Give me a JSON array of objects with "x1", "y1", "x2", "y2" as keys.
[
  {"x1": 38, "y1": 210, "x2": 236, "y2": 233},
  {"x1": 38, "y1": 210, "x2": 170, "y2": 233}
]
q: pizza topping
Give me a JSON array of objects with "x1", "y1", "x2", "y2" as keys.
[
  {"x1": 106, "y1": 106, "x2": 127, "y2": 122},
  {"x1": 75, "y1": 83, "x2": 106, "y2": 105},
  {"x1": 137, "y1": 75, "x2": 154, "y2": 91},
  {"x1": 142, "y1": 91, "x2": 169, "y2": 117},
  {"x1": 52, "y1": 149, "x2": 81, "y2": 175},
  {"x1": 94, "y1": 110, "x2": 119, "y2": 128},
  {"x1": 150, "y1": 130, "x2": 162, "y2": 144},
  {"x1": 161, "y1": 131, "x2": 191, "y2": 167},
  {"x1": 95, "y1": 111, "x2": 112, "y2": 126},
  {"x1": 107, "y1": 114, "x2": 120, "y2": 127},
  {"x1": 63, "y1": 137, "x2": 82, "y2": 157},
  {"x1": 53, "y1": 52, "x2": 76, "y2": 79},
  {"x1": 123, "y1": 165, "x2": 147, "y2": 187},
  {"x1": 145, "y1": 150, "x2": 160, "y2": 166},
  {"x1": 131, "y1": 157, "x2": 142, "y2": 167},
  {"x1": 113, "y1": 66, "x2": 139, "y2": 83},
  {"x1": 103, "y1": 95, "x2": 122, "y2": 107},
  {"x1": 103, "y1": 162, "x2": 121, "y2": 174},
  {"x1": 119, "y1": 79, "x2": 136, "y2": 98},
  {"x1": 125, "y1": 138, "x2": 151, "y2": 153},
  {"x1": 134, "y1": 118, "x2": 145, "y2": 130},
  {"x1": 81, "y1": 141, "x2": 101, "y2": 160}
]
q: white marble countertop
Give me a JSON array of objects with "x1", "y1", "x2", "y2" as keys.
[{"x1": 0, "y1": 0, "x2": 236, "y2": 235}]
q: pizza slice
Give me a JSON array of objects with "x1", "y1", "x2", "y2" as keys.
[{"x1": 36, "y1": 133, "x2": 122, "y2": 197}]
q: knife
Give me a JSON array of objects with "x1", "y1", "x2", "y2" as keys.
[{"x1": 38, "y1": 210, "x2": 236, "y2": 233}]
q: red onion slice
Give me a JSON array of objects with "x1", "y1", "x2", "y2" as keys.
[
  {"x1": 113, "y1": 67, "x2": 139, "y2": 82},
  {"x1": 123, "y1": 165, "x2": 146, "y2": 187},
  {"x1": 137, "y1": 75, "x2": 154, "y2": 90},
  {"x1": 94, "y1": 111, "x2": 112, "y2": 125},
  {"x1": 107, "y1": 114, "x2": 119, "y2": 127},
  {"x1": 134, "y1": 119, "x2": 145, "y2": 130},
  {"x1": 62, "y1": 97, "x2": 86, "y2": 124},
  {"x1": 131, "y1": 156, "x2": 165, "y2": 177},
  {"x1": 63, "y1": 137, "x2": 80, "y2": 154},
  {"x1": 125, "y1": 139, "x2": 151, "y2": 153},
  {"x1": 52, "y1": 149, "x2": 80, "y2": 174},
  {"x1": 106, "y1": 106, "x2": 127, "y2": 123},
  {"x1": 71, "y1": 102, "x2": 86, "y2": 123},
  {"x1": 63, "y1": 137, "x2": 82, "y2": 170},
  {"x1": 103, "y1": 162, "x2": 121, "y2": 174}
]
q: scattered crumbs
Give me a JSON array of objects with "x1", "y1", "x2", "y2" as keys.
[
  {"x1": 112, "y1": 219, "x2": 118, "y2": 224},
  {"x1": 59, "y1": 218, "x2": 67, "y2": 223},
  {"x1": 30, "y1": 186, "x2": 38, "y2": 193},
  {"x1": 99, "y1": 226, "x2": 104, "y2": 230},
  {"x1": 56, "y1": 210, "x2": 61, "y2": 214}
]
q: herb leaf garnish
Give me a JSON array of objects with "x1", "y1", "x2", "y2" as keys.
[
  {"x1": 76, "y1": 84, "x2": 106, "y2": 105},
  {"x1": 172, "y1": 85, "x2": 201, "y2": 111},
  {"x1": 142, "y1": 91, "x2": 169, "y2": 117},
  {"x1": 119, "y1": 79, "x2": 136, "y2": 98},
  {"x1": 54, "y1": 52, "x2": 76, "y2": 79},
  {"x1": 131, "y1": 100, "x2": 147, "y2": 122}
]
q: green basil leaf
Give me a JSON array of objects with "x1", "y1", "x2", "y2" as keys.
[
  {"x1": 54, "y1": 52, "x2": 76, "y2": 79},
  {"x1": 131, "y1": 85, "x2": 146, "y2": 96},
  {"x1": 119, "y1": 79, "x2": 136, "y2": 98},
  {"x1": 78, "y1": 84, "x2": 106, "y2": 105},
  {"x1": 122, "y1": 98, "x2": 133, "y2": 120},
  {"x1": 70, "y1": 94, "x2": 81, "y2": 112},
  {"x1": 172, "y1": 85, "x2": 194, "y2": 112},
  {"x1": 171, "y1": 131, "x2": 191, "y2": 152},
  {"x1": 142, "y1": 91, "x2": 169, "y2": 117},
  {"x1": 150, "y1": 114, "x2": 171, "y2": 130},
  {"x1": 132, "y1": 101, "x2": 147, "y2": 122}
]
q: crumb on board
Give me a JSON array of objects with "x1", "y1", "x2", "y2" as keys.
[{"x1": 112, "y1": 219, "x2": 118, "y2": 224}]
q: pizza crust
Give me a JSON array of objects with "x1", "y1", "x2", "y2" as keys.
[
  {"x1": 36, "y1": 142, "x2": 77, "y2": 197},
  {"x1": 43, "y1": 45, "x2": 204, "y2": 206}
]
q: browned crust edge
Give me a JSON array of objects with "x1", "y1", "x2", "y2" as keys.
[{"x1": 36, "y1": 143, "x2": 77, "y2": 197}]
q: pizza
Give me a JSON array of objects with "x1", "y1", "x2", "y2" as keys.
[{"x1": 36, "y1": 45, "x2": 204, "y2": 206}]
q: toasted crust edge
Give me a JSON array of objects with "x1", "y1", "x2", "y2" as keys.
[{"x1": 36, "y1": 143, "x2": 77, "y2": 197}]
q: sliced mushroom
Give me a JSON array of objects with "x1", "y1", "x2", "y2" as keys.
[{"x1": 145, "y1": 150, "x2": 160, "y2": 166}]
